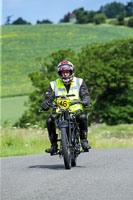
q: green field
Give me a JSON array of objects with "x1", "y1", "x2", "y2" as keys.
[
  {"x1": 1, "y1": 124, "x2": 133, "y2": 157},
  {"x1": 1, "y1": 23, "x2": 133, "y2": 97},
  {"x1": 0, "y1": 96, "x2": 28, "y2": 125}
]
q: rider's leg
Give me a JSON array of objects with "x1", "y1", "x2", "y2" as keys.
[
  {"x1": 45, "y1": 115, "x2": 58, "y2": 154},
  {"x1": 76, "y1": 112, "x2": 91, "y2": 150}
]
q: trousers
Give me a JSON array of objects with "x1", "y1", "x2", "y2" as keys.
[{"x1": 46, "y1": 111, "x2": 88, "y2": 144}]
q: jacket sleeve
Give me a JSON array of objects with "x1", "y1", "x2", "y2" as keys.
[
  {"x1": 42, "y1": 84, "x2": 55, "y2": 104},
  {"x1": 79, "y1": 80, "x2": 91, "y2": 105}
]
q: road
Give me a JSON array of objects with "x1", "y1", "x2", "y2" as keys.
[{"x1": 1, "y1": 149, "x2": 133, "y2": 200}]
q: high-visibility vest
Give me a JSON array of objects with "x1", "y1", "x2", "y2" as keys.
[{"x1": 50, "y1": 77, "x2": 83, "y2": 112}]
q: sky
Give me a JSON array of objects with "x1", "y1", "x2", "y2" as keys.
[{"x1": 1, "y1": 0, "x2": 127, "y2": 25}]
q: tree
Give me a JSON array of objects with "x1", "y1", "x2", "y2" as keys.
[
  {"x1": 59, "y1": 8, "x2": 97, "y2": 24},
  {"x1": 59, "y1": 12, "x2": 70, "y2": 23},
  {"x1": 87, "y1": 11, "x2": 96, "y2": 23},
  {"x1": 99, "y1": 2, "x2": 125, "y2": 18},
  {"x1": 128, "y1": 16, "x2": 133, "y2": 27},
  {"x1": 12, "y1": 17, "x2": 31, "y2": 25},
  {"x1": 73, "y1": 8, "x2": 89, "y2": 24},
  {"x1": 5, "y1": 15, "x2": 13, "y2": 25},
  {"x1": 76, "y1": 39, "x2": 133, "y2": 125},
  {"x1": 36, "y1": 19, "x2": 53, "y2": 24},
  {"x1": 93, "y1": 13, "x2": 106, "y2": 24},
  {"x1": 125, "y1": 0, "x2": 133, "y2": 16},
  {"x1": 117, "y1": 12, "x2": 125, "y2": 25}
]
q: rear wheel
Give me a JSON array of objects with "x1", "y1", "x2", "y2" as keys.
[{"x1": 61, "y1": 128, "x2": 71, "y2": 169}]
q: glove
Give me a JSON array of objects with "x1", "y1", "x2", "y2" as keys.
[
  {"x1": 82, "y1": 101, "x2": 90, "y2": 108},
  {"x1": 42, "y1": 100, "x2": 50, "y2": 111}
]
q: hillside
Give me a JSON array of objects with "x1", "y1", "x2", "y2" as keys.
[{"x1": 1, "y1": 23, "x2": 133, "y2": 97}]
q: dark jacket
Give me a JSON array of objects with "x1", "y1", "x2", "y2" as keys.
[{"x1": 42, "y1": 79, "x2": 91, "y2": 107}]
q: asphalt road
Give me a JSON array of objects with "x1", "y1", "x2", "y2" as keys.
[{"x1": 1, "y1": 149, "x2": 133, "y2": 200}]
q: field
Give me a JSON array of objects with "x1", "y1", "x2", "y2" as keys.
[
  {"x1": 1, "y1": 23, "x2": 133, "y2": 97},
  {"x1": 0, "y1": 96, "x2": 28, "y2": 125},
  {"x1": 1, "y1": 124, "x2": 133, "y2": 157}
]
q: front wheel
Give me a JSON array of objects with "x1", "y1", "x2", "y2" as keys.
[{"x1": 61, "y1": 127, "x2": 71, "y2": 169}]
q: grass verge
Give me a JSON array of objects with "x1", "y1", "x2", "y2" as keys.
[
  {"x1": 0, "y1": 127, "x2": 50, "y2": 157},
  {"x1": 0, "y1": 124, "x2": 133, "y2": 157},
  {"x1": 88, "y1": 124, "x2": 133, "y2": 149}
]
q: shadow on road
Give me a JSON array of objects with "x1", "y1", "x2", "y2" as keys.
[
  {"x1": 28, "y1": 164, "x2": 65, "y2": 170},
  {"x1": 28, "y1": 164, "x2": 86, "y2": 170}
]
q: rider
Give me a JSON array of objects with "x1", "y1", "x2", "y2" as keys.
[{"x1": 42, "y1": 61, "x2": 91, "y2": 154}]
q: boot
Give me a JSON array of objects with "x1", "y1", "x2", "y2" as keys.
[
  {"x1": 81, "y1": 139, "x2": 91, "y2": 151},
  {"x1": 45, "y1": 143, "x2": 58, "y2": 155},
  {"x1": 45, "y1": 128, "x2": 58, "y2": 155},
  {"x1": 80, "y1": 130, "x2": 91, "y2": 151}
]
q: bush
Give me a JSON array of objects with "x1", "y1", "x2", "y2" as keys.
[
  {"x1": 117, "y1": 12, "x2": 125, "y2": 25},
  {"x1": 128, "y1": 16, "x2": 133, "y2": 27},
  {"x1": 93, "y1": 13, "x2": 106, "y2": 24},
  {"x1": 12, "y1": 17, "x2": 31, "y2": 25},
  {"x1": 15, "y1": 39, "x2": 133, "y2": 127},
  {"x1": 36, "y1": 19, "x2": 53, "y2": 24},
  {"x1": 108, "y1": 19, "x2": 118, "y2": 25},
  {"x1": 77, "y1": 39, "x2": 133, "y2": 125}
]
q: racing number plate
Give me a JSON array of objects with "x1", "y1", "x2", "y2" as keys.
[{"x1": 57, "y1": 97, "x2": 70, "y2": 109}]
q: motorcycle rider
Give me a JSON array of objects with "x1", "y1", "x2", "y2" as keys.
[{"x1": 42, "y1": 61, "x2": 91, "y2": 154}]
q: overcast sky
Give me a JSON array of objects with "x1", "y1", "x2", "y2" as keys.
[{"x1": 1, "y1": 0, "x2": 127, "y2": 25}]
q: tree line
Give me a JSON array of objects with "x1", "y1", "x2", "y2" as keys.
[{"x1": 5, "y1": 1, "x2": 133, "y2": 26}]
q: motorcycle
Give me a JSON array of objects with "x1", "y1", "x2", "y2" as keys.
[{"x1": 40, "y1": 94, "x2": 90, "y2": 170}]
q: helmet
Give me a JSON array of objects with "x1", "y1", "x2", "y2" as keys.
[{"x1": 57, "y1": 61, "x2": 74, "y2": 84}]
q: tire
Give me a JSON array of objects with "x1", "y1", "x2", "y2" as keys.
[{"x1": 61, "y1": 127, "x2": 71, "y2": 169}]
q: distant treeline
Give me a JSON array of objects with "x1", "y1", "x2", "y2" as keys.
[
  {"x1": 60, "y1": 1, "x2": 133, "y2": 23},
  {"x1": 5, "y1": 1, "x2": 133, "y2": 26}
]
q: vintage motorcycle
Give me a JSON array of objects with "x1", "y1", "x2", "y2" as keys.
[{"x1": 40, "y1": 94, "x2": 90, "y2": 170}]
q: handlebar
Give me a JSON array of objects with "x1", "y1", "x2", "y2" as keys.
[
  {"x1": 70, "y1": 100, "x2": 82, "y2": 105},
  {"x1": 53, "y1": 100, "x2": 84, "y2": 107},
  {"x1": 70, "y1": 101, "x2": 91, "y2": 107},
  {"x1": 39, "y1": 100, "x2": 91, "y2": 113},
  {"x1": 55, "y1": 94, "x2": 75, "y2": 99}
]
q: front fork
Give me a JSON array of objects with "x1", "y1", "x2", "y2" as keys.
[{"x1": 71, "y1": 124, "x2": 81, "y2": 155}]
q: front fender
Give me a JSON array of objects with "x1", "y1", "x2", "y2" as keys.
[{"x1": 58, "y1": 121, "x2": 68, "y2": 128}]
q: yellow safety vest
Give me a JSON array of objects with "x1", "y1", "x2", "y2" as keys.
[{"x1": 50, "y1": 77, "x2": 83, "y2": 112}]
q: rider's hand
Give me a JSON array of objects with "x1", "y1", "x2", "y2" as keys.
[
  {"x1": 82, "y1": 101, "x2": 90, "y2": 108},
  {"x1": 42, "y1": 100, "x2": 50, "y2": 111}
]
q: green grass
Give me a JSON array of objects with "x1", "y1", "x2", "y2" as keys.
[
  {"x1": 0, "y1": 124, "x2": 133, "y2": 157},
  {"x1": 1, "y1": 23, "x2": 133, "y2": 97},
  {"x1": 0, "y1": 127, "x2": 50, "y2": 157},
  {"x1": 88, "y1": 124, "x2": 133, "y2": 149},
  {"x1": 0, "y1": 96, "x2": 28, "y2": 125}
]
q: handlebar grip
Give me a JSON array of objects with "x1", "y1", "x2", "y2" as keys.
[{"x1": 39, "y1": 108, "x2": 43, "y2": 113}]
